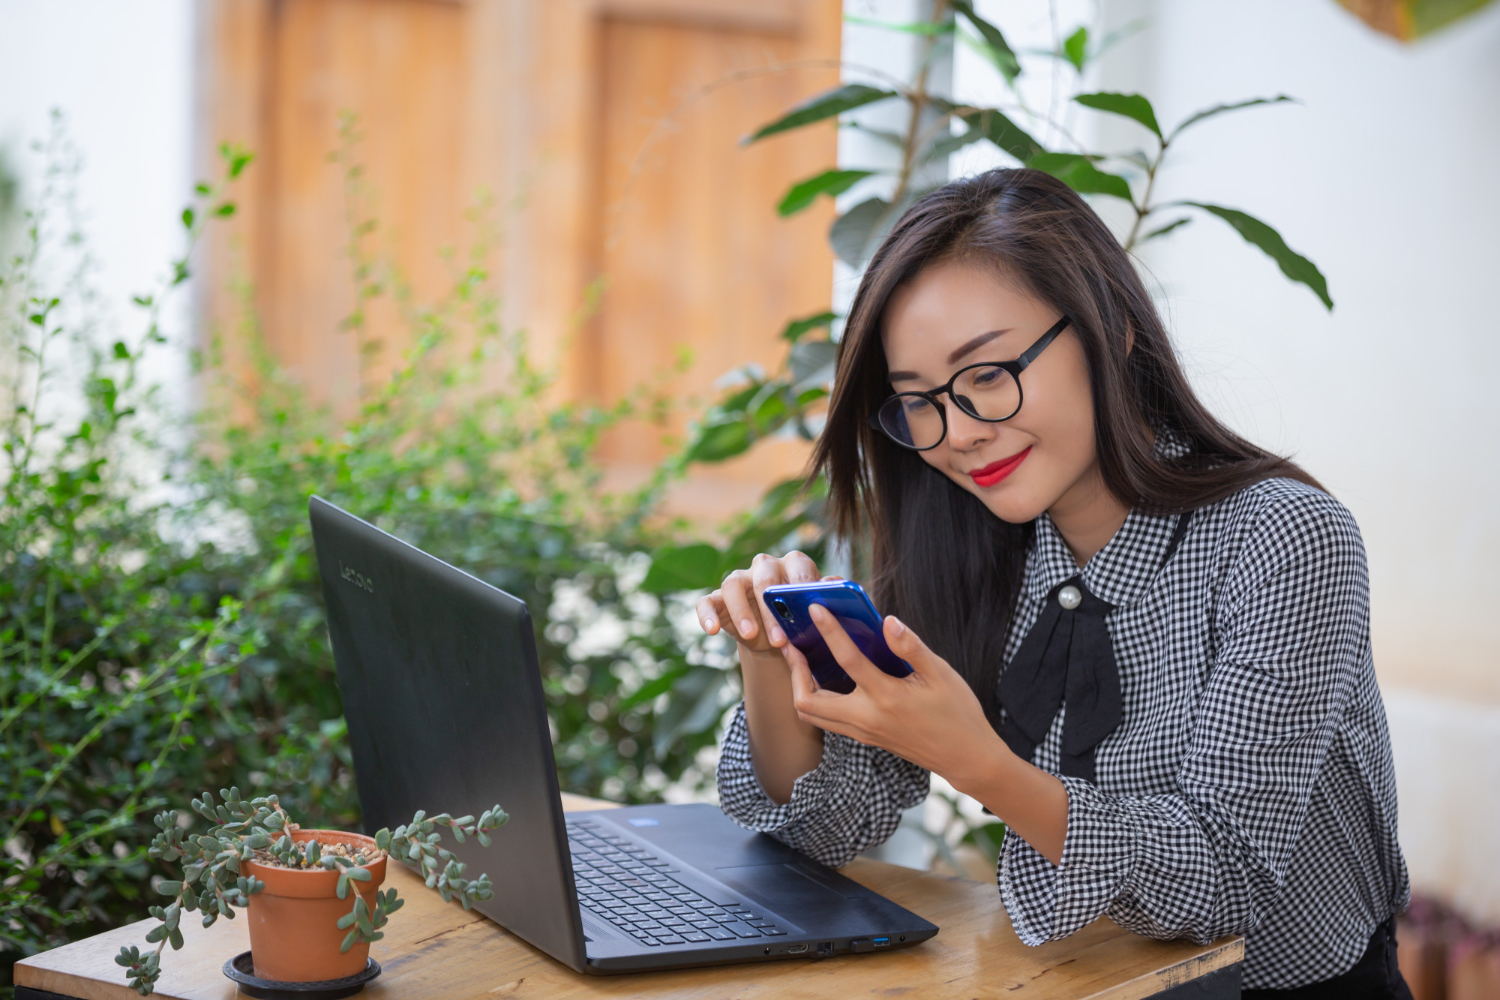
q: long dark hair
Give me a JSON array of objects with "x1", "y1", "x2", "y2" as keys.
[{"x1": 811, "y1": 168, "x2": 1320, "y2": 721}]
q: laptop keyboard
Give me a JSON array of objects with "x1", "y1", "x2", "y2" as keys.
[{"x1": 567, "y1": 819, "x2": 788, "y2": 947}]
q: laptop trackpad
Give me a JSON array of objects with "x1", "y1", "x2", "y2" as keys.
[{"x1": 713, "y1": 863, "x2": 853, "y2": 910}]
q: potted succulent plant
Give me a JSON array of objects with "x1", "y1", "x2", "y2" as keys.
[{"x1": 114, "y1": 787, "x2": 507, "y2": 995}]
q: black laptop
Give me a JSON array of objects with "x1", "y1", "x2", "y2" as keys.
[{"x1": 308, "y1": 496, "x2": 937, "y2": 974}]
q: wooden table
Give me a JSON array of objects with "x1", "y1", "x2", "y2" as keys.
[{"x1": 15, "y1": 794, "x2": 1243, "y2": 1000}]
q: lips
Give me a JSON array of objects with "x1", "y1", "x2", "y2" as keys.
[{"x1": 968, "y1": 447, "x2": 1032, "y2": 487}]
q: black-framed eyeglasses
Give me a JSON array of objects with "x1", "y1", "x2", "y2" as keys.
[{"x1": 868, "y1": 316, "x2": 1071, "y2": 451}]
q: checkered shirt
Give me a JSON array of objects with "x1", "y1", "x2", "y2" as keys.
[{"x1": 717, "y1": 477, "x2": 1410, "y2": 989}]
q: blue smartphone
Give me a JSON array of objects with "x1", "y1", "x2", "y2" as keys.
[{"x1": 761, "y1": 580, "x2": 912, "y2": 694}]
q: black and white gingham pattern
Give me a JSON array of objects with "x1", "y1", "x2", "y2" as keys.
[{"x1": 717, "y1": 477, "x2": 1409, "y2": 990}]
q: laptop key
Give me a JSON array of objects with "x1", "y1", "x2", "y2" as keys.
[
  {"x1": 724, "y1": 921, "x2": 762, "y2": 939},
  {"x1": 705, "y1": 926, "x2": 737, "y2": 941},
  {"x1": 760, "y1": 928, "x2": 787, "y2": 936},
  {"x1": 654, "y1": 933, "x2": 686, "y2": 945},
  {"x1": 683, "y1": 930, "x2": 711, "y2": 943}
]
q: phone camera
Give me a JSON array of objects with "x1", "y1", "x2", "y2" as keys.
[{"x1": 770, "y1": 598, "x2": 792, "y2": 619}]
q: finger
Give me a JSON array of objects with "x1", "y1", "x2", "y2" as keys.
[
  {"x1": 883, "y1": 615, "x2": 946, "y2": 676},
  {"x1": 718, "y1": 572, "x2": 761, "y2": 642},
  {"x1": 749, "y1": 554, "x2": 791, "y2": 646},
  {"x1": 807, "y1": 604, "x2": 887, "y2": 690},
  {"x1": 784, "y1": 644, "x2": 866, "y2": 737},
  {"x1": 820, "y1": 575, "x2": 845, "y2": 582},
  {"x1": 696, "y1": 594, "x2": 726, "y2": 635},
  {"x1": 782, "y1": 550, "x2": 821, "y2": 583}
]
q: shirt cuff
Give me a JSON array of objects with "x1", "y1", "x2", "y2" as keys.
[
  {"x1": 715, "y1": 700, "x2": 863, "y2": 835},
  {"x1": 999, "y1": 775, "x2": 1134, "y2": 944}
]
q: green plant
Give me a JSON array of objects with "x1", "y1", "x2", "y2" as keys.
[
  {"x1": 115, "y1": 787, "x2": 506, "y2": 995},
  {"x1": 1, "y1": 119, "x2": 262, "y2": 994},
  {"x1": 0, "y1": 114, "x2": 733, "y2": 996}
]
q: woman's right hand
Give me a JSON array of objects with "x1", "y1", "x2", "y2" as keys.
[{"x1": 695, "y1": 551, "x2": 834, "y2": 654}]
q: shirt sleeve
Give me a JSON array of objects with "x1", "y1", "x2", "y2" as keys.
[
  {"x1": 716, "y1": 701, "x2": 930, "y2": 868},
  {"x1": 999, "y1": 489, "x2": 1371, "y2": 945}
]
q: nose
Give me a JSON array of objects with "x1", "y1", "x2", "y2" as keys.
[{"x1": 941, "y1": 396, "x2": 994, "y2": 450}]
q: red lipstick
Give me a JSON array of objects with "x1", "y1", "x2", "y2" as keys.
[{"x1": 968, "y1": 447, "x2": 1031, "y2": 487}]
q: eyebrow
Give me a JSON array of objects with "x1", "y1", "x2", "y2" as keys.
[{"x1": 886, "y1": 328, "x2": 1011, "y2": 383}]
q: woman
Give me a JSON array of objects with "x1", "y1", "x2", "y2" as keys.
[{"x1": 696, "y1": 169, "x2": 1410, "y2": 997}]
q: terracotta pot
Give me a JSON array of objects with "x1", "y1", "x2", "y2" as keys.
[{"x1": 241, "y1": 829, "x2": 387, "y2": 983}]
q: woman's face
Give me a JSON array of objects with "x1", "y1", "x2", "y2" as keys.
[{"x1": 879, "y1": 260, "x2": 1101, "y2": 525}]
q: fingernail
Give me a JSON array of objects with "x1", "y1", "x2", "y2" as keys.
[
  {"x1": 704, "y1": 617, "x2": 717, "y2": 630},
  {"x1": 771, "y1": 626, "x2": 784, "y2": 644},
  {"x1": 887, "y1": 615, "x2": 905, "y2": 635},
  {"x1": 741, "y1": 619, "x2": 755, "y2": 634}
]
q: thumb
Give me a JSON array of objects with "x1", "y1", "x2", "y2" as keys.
[{"x1": 884, "y1": 615, "x2": 945, "y2": 675}]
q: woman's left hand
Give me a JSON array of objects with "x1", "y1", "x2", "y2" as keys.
[{"x1": 784, "y1": 605, "x2": 1006, "y2": 787}]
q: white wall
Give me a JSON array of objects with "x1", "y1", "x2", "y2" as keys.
[{"x1": 0, "y1": 0, "x2": 197, "y2": 398}]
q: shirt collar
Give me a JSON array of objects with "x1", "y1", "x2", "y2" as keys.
[
  {"x1": 1023, "y1": 429, "x2": 1191, "y2": 606},
  {"x1": 1025, "y1": 507, "x2": 1184, "y2": 608}
]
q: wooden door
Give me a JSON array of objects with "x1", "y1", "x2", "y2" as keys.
[{"x1": 201, "y1": 0, "x2": 841, "y2": 517}]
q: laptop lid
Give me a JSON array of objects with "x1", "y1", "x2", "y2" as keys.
[{"x1": 308, "y1": 495, "x2": 588, "y2": 972}]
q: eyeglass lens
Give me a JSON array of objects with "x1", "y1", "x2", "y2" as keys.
[{"x1": 876, "y1": 365, "x2": 1021, "y2": 449}]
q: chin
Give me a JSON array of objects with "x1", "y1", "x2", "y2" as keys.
[{"x1": 956, "y1": 473, "x2": 1052, "y2": 524}]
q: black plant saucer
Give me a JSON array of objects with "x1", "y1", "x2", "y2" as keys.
[{"x1": 222, "y1": 952, "x2": 382, "y2": 999}]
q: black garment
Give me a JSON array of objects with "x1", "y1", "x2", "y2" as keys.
[{"x1": 1242, "y1": 917, "x2": 1413, "y2": 999}]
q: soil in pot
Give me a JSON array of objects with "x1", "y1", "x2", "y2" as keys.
[{"x1": 241, "y1": 829, "x2": 388, "y2": 983}]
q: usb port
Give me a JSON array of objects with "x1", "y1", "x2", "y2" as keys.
[
  {"x1": 786, "y1": 943, "x2": 809, "y2": 954},
  {"x1": 872, "y1": 937, "x2": 891, "y2": 949}
]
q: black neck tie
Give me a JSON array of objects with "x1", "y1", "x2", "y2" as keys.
[
  {"x1": 995, "y1": 513, "x2": 1192, "y2": 783},
  {"x1": 997, "y1": 576, "x2": 1118, "y2": 782}
]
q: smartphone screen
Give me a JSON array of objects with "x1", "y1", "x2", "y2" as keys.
[{"x1": 762, "y1": 581, "x2": 912, "y2": 694}]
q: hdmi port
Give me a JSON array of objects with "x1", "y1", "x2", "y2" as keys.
[{"x1": 786, "y1": 943, "x2": 809, "y2": 954}]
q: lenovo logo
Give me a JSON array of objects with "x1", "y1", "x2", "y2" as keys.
[{"x1": 339, "y1": 561, "x2": 375, "y2": 594}]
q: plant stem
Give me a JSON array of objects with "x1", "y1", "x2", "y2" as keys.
[
  {"x1": 891, "y1": 0, "x2": 950, "y2": 208},
  {"x1": 1122, "y1": 139, "x2": 1168, "y2": 252}
]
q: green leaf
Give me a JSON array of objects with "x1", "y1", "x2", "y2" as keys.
[
  {"x1": 744, "y1": 84, "x2": 899, "y2": 144},
  {"x1": 1073, "y1": 92, "x2": 1162, "y2": 138},
  {"x1": 685, "y1": 418, "x2": 753, "y2": 464},
  {"x1": 777, "y1": 170, "x2": 875, "y2": 217},
  {"x1": 951, "y1": 0, "x2": 1021, "y2": 82},
  {"x1": 337, "y1": 910, "x2": 357, "y2": 930},
  {"x1": 346, "y1": 865, "x2": 372, "y2": 882},
  {"x1": 155, "y1": 881, "x2": 183, "y2": 896},
  {"x1": 1169, "y1": 95, "x2": 1297, "y2": 141},
  {"x1": 1141, "y1": 217, "x2": 1191, "y2": 242},
  {"x1": 789, "y1": 338, "x2": 837, "y2": 389},
  {"x1": 1180, "y1": 202, "x2": 1332, "y2": 310},
  {"x1": 340, "y1": 928, "x2": 359, "y2": 953},
  {"x1": 1027, "y1": 153, "x2": 1133, "y2": 202},
  {"x1": 181, "y1": 207, "x2": 195, "y2": 229},
  {"x1": 781, "y1": 311, "x2": 836, "y2": 343},
  {"x1": 640, "y1": 544, "x2": 723, "y2": 594},
  {"x1": 843, "y1": 14, "x2": 954, "y2": 36},
  {"x1": 1063, "y1": 26, "x2": 1089, "y2": 71},
  {"x1": 958, "y1": 108, "x2": 1044, "y2": 163},
  {"x1": 113, "y1": 341, "x2": 131, "y2": 360},
  {"x1": 617, "y1": 664, "x2": 691, "y2": 711},
  {"x1": 828, "y1": 196, "x2": 890, "y2": 268}
]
